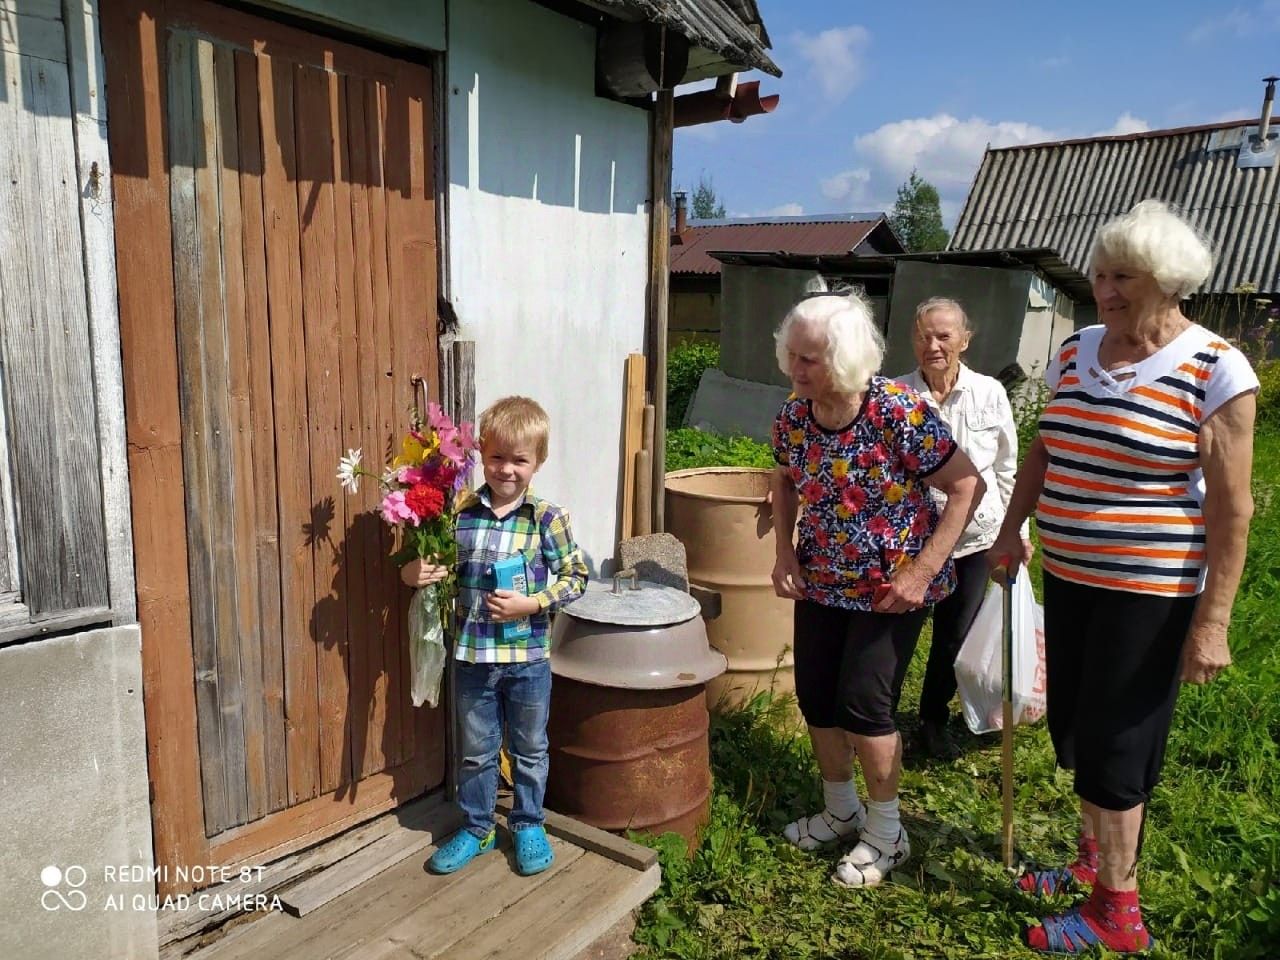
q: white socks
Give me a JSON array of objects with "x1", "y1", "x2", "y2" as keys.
[
  {"x1": 823, "y1": 778, "x2": 866, "y2": 823},
  {"x1": 782, "y1": 779, "x2": 866, "y2": 850},
  {"x1": 862, "y1": 796, "x2": 901, "y2": 843},
  {"x1": 833, "y1": 796, "x2": 910, "y2": 888}
]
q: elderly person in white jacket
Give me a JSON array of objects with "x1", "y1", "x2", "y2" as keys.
[{"x1": 897, "y1": 297, "x2": 1032, "y2": 757}]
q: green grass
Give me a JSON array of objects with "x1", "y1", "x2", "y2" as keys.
[{"x1": 631, "y1": 430, "x2": 1280, "y2": 959}]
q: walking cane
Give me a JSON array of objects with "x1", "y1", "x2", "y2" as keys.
[{"x1": 1001, "y1": 558, "x2": 1018, "y2": 870}]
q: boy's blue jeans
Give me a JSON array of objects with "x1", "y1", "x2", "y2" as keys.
[{"x1": 454, "y1": 658, "x2": 551, "y2": 838}]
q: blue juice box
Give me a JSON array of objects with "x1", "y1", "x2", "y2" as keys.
[{"x1": 491, "y1": 555, "x2": 532, "y2": 640}]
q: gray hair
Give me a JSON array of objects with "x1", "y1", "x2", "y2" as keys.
[
  {"x1": 913, "y1": 296, "x2": 972, "y2": 332},
  {"x1": 1090, "y1": 199, "x2": 1214, "y2": 299},
  {"x1": 774, "y1": 288, "x2": 884, "y2": 394}
]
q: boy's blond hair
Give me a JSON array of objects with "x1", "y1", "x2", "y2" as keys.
[{"x1": 479, "y1": 396, "x2": 550, "y2": 465}]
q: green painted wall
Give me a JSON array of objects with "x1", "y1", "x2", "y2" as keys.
[{"x1": 268, "y1": 0, "x2": 445, "y2": 50}]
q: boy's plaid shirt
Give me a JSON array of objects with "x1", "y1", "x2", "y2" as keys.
[{"x1": 452, "y1": 485, "x2": 588, "y2": 663}]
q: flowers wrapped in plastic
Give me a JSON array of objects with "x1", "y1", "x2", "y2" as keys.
[{"x1": 336, "y1": 403, "x2": 478, "y2": 707}]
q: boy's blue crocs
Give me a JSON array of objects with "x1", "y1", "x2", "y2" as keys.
[
  {"x1": 428, "y1": 829, "x2": 495, "y2": 874},
  {"x1": 514, "y1": 825, "x2": 554, "y2": 876}
]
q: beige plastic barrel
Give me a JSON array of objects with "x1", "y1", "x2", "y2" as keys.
[{"x1": 664, "y1": 467, "x2": 794, "y2": 711}]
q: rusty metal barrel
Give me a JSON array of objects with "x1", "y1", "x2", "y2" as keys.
[
  {"x1": 664, "y1": 467, "x2": 795, "y2": 710},
  {"x1": 547, "y1": 575, "x2": 725, "y2": 852}
]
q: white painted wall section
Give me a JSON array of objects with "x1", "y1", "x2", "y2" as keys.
[{"x1": 446, "y1": 0, "x2": 651, "y2": 572}]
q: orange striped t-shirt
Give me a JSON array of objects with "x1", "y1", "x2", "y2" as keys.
[{"x1": 1037, "y1": 324, "x2": 1258, "y2": 597}]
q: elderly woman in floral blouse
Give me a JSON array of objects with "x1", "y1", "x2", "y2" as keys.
[{"x1": 771, "y1": 289, "x2": 984, "y2": 887}]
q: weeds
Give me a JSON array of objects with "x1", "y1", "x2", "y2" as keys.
[{"x1": 632, "y1": 428, "x2": 1280, "y2": 959}]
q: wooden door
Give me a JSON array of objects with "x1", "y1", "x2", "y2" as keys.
[{"x1": 103, "y1": 0, "x2": 442, "y2": 893}]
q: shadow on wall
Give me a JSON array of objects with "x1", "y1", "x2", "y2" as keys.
[{"x1": 446, "y1": 0, "x2": 649, "y2": 216}]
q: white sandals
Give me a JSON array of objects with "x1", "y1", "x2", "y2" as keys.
[{"x1": 782, "y1": 806, "x2": 866, "y2": 851}]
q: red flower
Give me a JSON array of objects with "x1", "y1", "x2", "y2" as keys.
[
  {"x1": 866, "y1": 515, "x2": 891, "y2": 537},
  {"x1": 428, "y1": 462, "x2": 458, "y2": 490},
  {"x1": 405, "y1": 483, "x2": 446, "y2": 521},
  {"x1": 801, "y1": 480, "x2": 828, "y2": 504},
  {"x1": 805, "y1": 442, "x2": 823, "y2": 462},
  {"x1": 814, "y1": 527, "x2": 831, "y2": 548},
  {"x1": 890, "y1": 402, "x2": 907, "y2": 421},
  {"x1": 841, "y1": 484, "x2": 867, "y2": 513},
  {"x1": 910, "y1": 510, "x2": 932, "y2": 536},
  {"x1": 900, "y1": 451, "x2": 920, "y2": 472},
  {"x1": 842, "y1": 543, "x2": 860, "y2": 562}
]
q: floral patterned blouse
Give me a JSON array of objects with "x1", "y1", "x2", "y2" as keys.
[{"x1": 771, "y1": 376, "x2": 960, "y2": 611}]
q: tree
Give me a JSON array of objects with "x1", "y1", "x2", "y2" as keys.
[
  {"x1": 888, "y1": 170, "x2": 949, "y2": 252},
  {"x1": 691, "y1": 173, "x2": 726, "y2": 220}
]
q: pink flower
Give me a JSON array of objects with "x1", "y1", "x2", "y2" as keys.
[
  {"x1": 380, "y1": 490, "x2": 417, "y2": 526},
  {"x1": 437, "y1": 426, "x2": 465, "y2": 464},
  {"x1": 458, "y1": 421, "x2": 477, "y2": 453},
  {"x1": 426, "y1": 402, "x2": 453, "y2": 432},
  {"x1": 400, "y1": 465, "x2": 429, "y2": 485}
]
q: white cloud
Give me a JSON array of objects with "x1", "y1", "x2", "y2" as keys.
[
  {"x1": 818, "y1": 112, "x2": 1148, "y2": 227},
  {"x1": 1039, "y1": 55, "x2": 1071, "y2": 69},
  {"x1": 853, "y1": 114, "x2": 1057, "y2": 191},
  {"x1": 1188, "y1": 1, "x2": 1280, "y2": 42},
  {"x1": 820, "y1": 168, "x2": 872, "y2": 204},
  {"x1": 1095, "y1": 112, "x2": 1151, "y2": 136},
  {"x1": 728, "y1": 202, "x2": 807, "y2": 218},
  {"x1": 1211, "y1": 106, "x2": 1255, "y2": 123},
  {"x1": 792, "y1": 26, "x2": 870, "y2": 103}
]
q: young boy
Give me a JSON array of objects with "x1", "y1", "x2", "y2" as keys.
[{"x1": 401, "y1": 396, "x2": 588, "y2": 876}]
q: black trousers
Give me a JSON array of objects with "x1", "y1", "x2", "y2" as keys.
[
  {"x1": 793, "y1": 600, "x2": 929, "y2": 736},
  {"x1": 918, "y1": 550, "x2": 992, "y2": 725},
  {"x1": 1042, "y1": 572, "x2": 1194, "y2": 811}
]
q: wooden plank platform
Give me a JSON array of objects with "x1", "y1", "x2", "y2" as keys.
[{"x1": 163, "y1": 800, "x2": 660, "y2": 960}]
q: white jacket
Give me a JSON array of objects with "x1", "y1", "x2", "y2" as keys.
[{"x1": 896, "y1": 364, "x2": 1027, "y2": 558}]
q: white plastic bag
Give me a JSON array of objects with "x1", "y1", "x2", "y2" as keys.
[
  {"x1": 954, "y1": 576, "x2": 1047, "y2": 734},
  {"x1": 408, "y1": 585, "x2": 447, "y2": 708}
]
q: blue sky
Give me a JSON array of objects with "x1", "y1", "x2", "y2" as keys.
[{"x1": 672, "y1": 0, "x2": 1280, "y2": 226}]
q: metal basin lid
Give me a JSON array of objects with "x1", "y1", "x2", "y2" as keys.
[{"x1": 563, "y1": 574, "x2": 700, "y2": 626}]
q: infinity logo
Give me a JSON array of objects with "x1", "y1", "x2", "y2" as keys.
[{"x1": 40, "y1": 865, "x2": 88, "y2": 912}]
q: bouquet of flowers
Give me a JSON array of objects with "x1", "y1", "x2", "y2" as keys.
[{"x1": 336, "y1": 402, "x2": 478, "y2": 707}]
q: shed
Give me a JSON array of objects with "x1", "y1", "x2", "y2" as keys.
[
  {"x1": 681, "y1": 248, "x2": 1088, "y2": 443},
  {"x1": 668, "y1": 213, "x2": 903, "y2": 342}
]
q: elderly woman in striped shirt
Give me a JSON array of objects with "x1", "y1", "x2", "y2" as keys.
[{"x1": 988, "y1": 200, "x2": 1258, "y2": 955}]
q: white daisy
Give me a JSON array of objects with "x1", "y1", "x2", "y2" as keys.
[{"x1": 336, "y1": 448, "x2": 362, "y2": 493}]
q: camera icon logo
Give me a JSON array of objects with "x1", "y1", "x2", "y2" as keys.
[{"x1": 40, "y1": 865, "x2": 88, "y2": 912}]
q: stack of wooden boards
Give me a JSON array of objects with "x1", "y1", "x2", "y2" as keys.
[{"x1": 621, "y1": 353, "x2": 656, "y2": 540}]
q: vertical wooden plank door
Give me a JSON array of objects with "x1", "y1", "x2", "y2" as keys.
[{"x1": 103, "y1": 0, "x2": 442, "y2": 893}]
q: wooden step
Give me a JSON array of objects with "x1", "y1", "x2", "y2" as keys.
[{"x1": 180, "y1": 814, "x2": 661, "y2": 960}]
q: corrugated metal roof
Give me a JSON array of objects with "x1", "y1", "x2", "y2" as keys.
[
  {"x1": 670, "y1": 216, "x2": 896, "y2": 276},
  {"x1": 591, "y1": 0, "x2": 781, "y2": 77},
  {"x1": 950, "y1": 118, "x2": 1280, "y2": 294},
  {"x1": 708, "y1": 248, "x2": 1093, "y2": 303}
]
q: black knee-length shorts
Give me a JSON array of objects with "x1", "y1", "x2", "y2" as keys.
[
  {"x1": 1042, "y1": 572, "x2": 1196, "y2": 812},
  {"x1": 793, "y1": 599, "x2": 929, "y2": 736}
]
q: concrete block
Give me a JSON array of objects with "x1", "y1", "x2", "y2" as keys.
[
  {"x1": 0, "y1": 626, "x2": 158, "y2": 960},
  {"x1": 619, "y1": 533, "x2": 689, "y2": 593}
]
